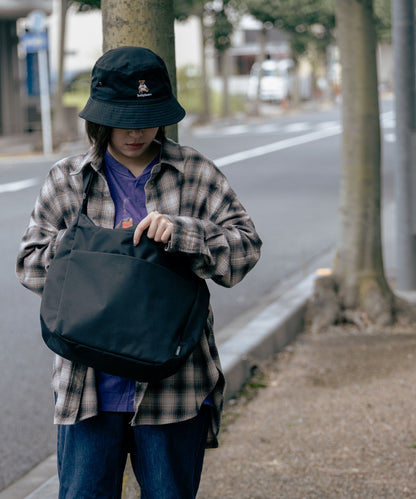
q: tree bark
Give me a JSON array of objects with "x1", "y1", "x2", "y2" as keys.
[
  {"x1": 332, "y1": 0, "x2": 393, "y2": 324},
  {"x1": 101, "y1": 0, "x2": 179, "y2": 140},
  {"x1": 220, "y1": 49, "x2": 230, "y2": 118},
  {"x1": 250, "y1": 26, "x2": 267, "y2": 116},
  {"x1": 53, "y1": 0, "x2": 70, "y2": 147},
  {"x1": 198, "y1": 11, "x2": 211, "y2": 123}
]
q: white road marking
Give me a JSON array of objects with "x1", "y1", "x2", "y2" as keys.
[
  {"x1": 255, "y1": 123, "x2": 281, "y2": 134},
  {"x1": 214, "y1": 125, "x2": 342, "y2": 167},
  {"x1": 222, "y1": 125, "x2": 251, "y2": 135},
  {"x1": 384, "y1": 133, "x2": 396, "y2": 143},
  {"x1": 213, "y1": 110, "x2": 394, "y2": 167},
  {"x1": 317, "y1": 120, "x2": 340, "y2": 130},
  {"x1": 0, "y1": 178, "x2": 39, "y2": 194},
  {"x1": 283, "y1": 122, "x2": 311, "y2": 133}
]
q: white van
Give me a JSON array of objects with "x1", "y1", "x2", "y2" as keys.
[{"x1": 247, "y1": 59, "x2": 293, "y2": 103}]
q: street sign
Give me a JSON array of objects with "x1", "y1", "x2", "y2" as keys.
[
  {"x1": 26, "y1": 53, "x2": 40, "y2": 96},
  {"x1": 26, "y1": 9, "x2": 48, "y2": 34},
  {"x1": 20, "y1": 31, "x2": 48, "y2": 53}
]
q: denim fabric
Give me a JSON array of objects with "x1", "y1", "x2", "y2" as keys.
[{"x1": 57, "y1": 407, "x2": 210, "y2": 499}]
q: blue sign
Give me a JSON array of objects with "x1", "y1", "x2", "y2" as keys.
[
  {"x1": 21, "y1": 31, "x2": 48, "y2": 53},
  {"x1": 26, "y1": 10, "x2": 48, "y2": 35},
  {"x1": 26, "y1": 53, "x2": 40, "y2": 96}
]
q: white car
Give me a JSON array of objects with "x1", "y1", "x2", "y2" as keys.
[{"x1": 247, "y1": 59, "x2": 293, "y2": 103}]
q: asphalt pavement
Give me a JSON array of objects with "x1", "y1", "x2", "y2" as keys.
[{"x1": 0, "y1": 122, "x2": 408, "y2": 498}]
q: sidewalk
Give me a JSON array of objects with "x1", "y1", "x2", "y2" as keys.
[{"x1": 199, "y1": 316, "x2": 416, "y2": 498}]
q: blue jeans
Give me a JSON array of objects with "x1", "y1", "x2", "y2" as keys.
[{"x1": 57, "y1": 408, "x2": 210, "y2": 499}]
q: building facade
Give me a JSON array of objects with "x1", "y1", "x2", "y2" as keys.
[{"x1": 0, "y1": 0, "x2": 52, "y2": 136}]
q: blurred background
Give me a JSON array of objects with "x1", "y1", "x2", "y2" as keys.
[{"x1": 0, "y1": 0, "x2": 391, "y2": 149}]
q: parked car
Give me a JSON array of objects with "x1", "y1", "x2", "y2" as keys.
[{"x1": 247, "y1": 59, "x2": 293, "y2": 103}]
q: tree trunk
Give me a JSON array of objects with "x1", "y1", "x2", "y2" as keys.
[
  {"x1": 333, "y1": 0, "x2": 393, "y2": 324},
  {"x1": 198, "y1": 11, "x2": 211, "y2": 123},
  {"x1": 53, "y1": 0, "x2": 70, "y2": 147},
  {"x1": 220, "y1": 49, "x2": 230, "y2": 118},
  {"x1": 250, "y1": 26, "x2": 267, "y2": 116},
  {"x1": 101, "y1": 0, "x2": 179, "y2": 140}
]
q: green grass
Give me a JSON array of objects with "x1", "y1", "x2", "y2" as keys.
[
  {"x1": 220, "y1": 366, "x2": 268, "y2": 435},
  {"x1": 178, "y1": 89, "x2": 247, "y2": 117},
  {"x1": 63, "y1": 89, "x2": 90, "y2": 112}
]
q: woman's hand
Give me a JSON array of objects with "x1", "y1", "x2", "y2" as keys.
[{"x1": 133, "y1": 211, "x2": 173, "y2": 246}]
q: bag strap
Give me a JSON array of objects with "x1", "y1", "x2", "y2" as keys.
[{"x1": 81, "y1": 168, "x2": 95, "y2": 215}]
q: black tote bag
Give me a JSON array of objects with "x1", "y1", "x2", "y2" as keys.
[{"x1": 40, "y1": 169, "x2": 210, "y2": 383}]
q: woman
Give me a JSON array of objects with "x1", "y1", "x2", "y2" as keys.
[{"x1": 16, "y1": 46, "x2": 262, "y2": 499}]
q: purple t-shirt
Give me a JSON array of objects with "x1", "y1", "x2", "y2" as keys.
[
  {"x1": 96, "y1": 151, "x2": 159, "y2": 412},
  {"x1": 105, "y1": 150, "x2": 157, "y2": 227}
]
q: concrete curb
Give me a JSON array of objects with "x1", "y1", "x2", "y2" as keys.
[
  {"x1": 0, "y1": 272, "x2": 316, "y2": 499},
  {"x1": 0, "y1": 456, "x2": 58, "y2": 499},
  {"x1": 221, "y1": 272, "x2": 315, "y2": 400}
]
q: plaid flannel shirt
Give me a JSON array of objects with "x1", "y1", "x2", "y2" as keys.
[{"x1": 16, "y1": 137, "x2": 262, "y2": 447}]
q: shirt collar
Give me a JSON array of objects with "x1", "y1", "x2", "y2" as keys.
[
  {"x1": 70, "y1": 147, "x2": 103, "y2": 176},
  {"x1": 159, "y1": 137, "x2": 186, "y2": 174}
]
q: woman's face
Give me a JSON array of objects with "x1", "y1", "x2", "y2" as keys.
[{"x1": 108, "y1": 127, "x2": 159, "y2": 170}]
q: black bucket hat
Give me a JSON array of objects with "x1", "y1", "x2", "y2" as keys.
[{"x1": 79, "y1": 46, "x2": 186, "y2": 129}]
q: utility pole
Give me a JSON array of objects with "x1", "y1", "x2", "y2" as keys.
[
  {"x1": 22, "y1": 9, "x2": 53, "y2": 154},
  {"x1": 392, "y1": 0, "x2": 416, "y2": 290}
]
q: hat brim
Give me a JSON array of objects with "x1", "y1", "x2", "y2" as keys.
[{"x1": 79, "y1": 96, "x2": 186, "y2": 129}]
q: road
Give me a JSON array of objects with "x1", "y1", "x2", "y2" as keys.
[
  {"x1": 0, "y1": 100, "x2": 396, "y2": 491},
  {"x1": 182, "y1": 100, "x2": 395, "y2": 328}
]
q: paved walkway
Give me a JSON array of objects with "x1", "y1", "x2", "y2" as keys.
[{"x1": 198, "y1": 322, "x2": 416, "y2": 498}]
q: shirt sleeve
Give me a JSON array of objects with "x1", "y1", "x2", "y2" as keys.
[
  {"x1": 16, "y1": 164, "x2": 75, "y2": 295},
  {"x1": 166, "y1": 171, "x2": 262, "y2": 288}
]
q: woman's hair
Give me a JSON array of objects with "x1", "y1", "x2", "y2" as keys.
[
  {"x1": 85, "y1": 122, "x2": 112, "y2": 161},
  {"x1": 85, "y1": 122, "x2": 166, "y2": 161}
]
